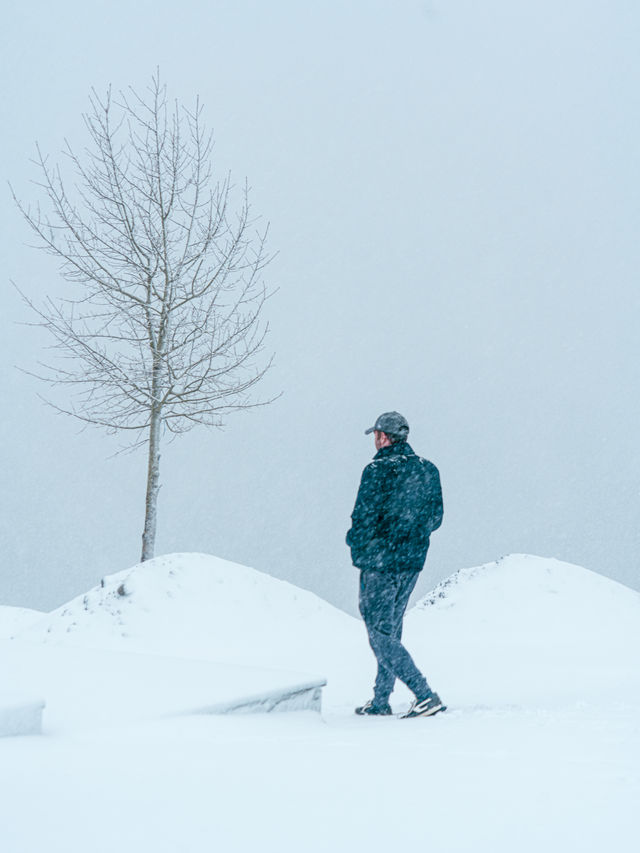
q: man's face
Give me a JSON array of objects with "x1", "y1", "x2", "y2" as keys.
[{"x1": 374, "y1": 430, "x2": 392, "y2": 451}]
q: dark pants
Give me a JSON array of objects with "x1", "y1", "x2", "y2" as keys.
[{"x1": 359, "y1": 569, "x2": 430, "y2": 705}]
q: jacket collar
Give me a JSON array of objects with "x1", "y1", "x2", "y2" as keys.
[{"x1": 374, "y1": 440, "x2": 414, "y2": 461}]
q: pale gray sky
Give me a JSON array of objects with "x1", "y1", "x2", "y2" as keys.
[{"x1": 2, "y1": 0, "x2": 639, "y2": 613}]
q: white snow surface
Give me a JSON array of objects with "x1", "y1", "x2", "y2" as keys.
[
  {"x1": 1, "y1": 552, "x2": 639, "y2": 852},
  {"x1": 0, "y1": 697, "x2": 45, "y2": 737},
  {"x1": 0, "y1": 605, "x2": 44, "y2": 639},
  {"x1": 0, "y1": 640, "x2": 323, "y2": 733},
  {"x1": 17, "y1": 552, "x2": 368, "y2": 705},
  {"x1": 405, "y1": 553, "x2": 640, "y2": 708}
]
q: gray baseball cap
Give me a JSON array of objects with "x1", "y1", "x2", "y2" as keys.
[{"x1": 364, "y1": 411, "x2": 410, "y2": 438}]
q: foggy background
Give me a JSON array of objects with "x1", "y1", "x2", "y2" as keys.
[{"x1": 1, "y1": 0, "x2": 638, "y2": 615}]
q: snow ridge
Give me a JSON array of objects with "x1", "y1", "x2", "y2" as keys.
[{"x1": 16, "y1": 552, "x2": 370, "y2": 706}]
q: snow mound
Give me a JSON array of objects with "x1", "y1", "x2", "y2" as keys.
[
  {"x1": 405, "y1": 554, "x2": 640, "y2": 709},
  {"x1": 16, "y1": 552, "x2": 639, "y2": 713},
  {"x1": 0, "y1": 605, "x2": 45, "y2": 639},
  {"x1": 18, "y1": 553, "x2": 370, "y2": 706}
]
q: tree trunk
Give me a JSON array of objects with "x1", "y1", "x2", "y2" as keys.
[{"x1": 141, "y1": 406, "x2": 161, "y2": 562}]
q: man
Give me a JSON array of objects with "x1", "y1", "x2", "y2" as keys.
[{"x1": 346, "y1": 411, "x2": 445, "y2": 718}]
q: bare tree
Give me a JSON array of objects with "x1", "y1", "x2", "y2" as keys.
[{"x1": 12, "y1": 73, "x2": 275, "y2": 562}]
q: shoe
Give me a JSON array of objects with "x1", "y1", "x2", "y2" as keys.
[
  {"x1": 400, "y1": 692, "x2": 446, "y2": 718},
  {"x1": 354, "y1": 699, "x2": 393, "y2": 716}
]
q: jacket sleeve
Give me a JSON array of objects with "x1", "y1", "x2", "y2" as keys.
[
  {"x1": 346, "y1": 463, "x2": 384, "y2": 566},
  {"x1": 424, "y1": 462, "x2": 443, "y2": 534}
]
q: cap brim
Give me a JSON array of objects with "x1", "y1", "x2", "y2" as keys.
[{"x1": 364, "y1": 427, "x2": 376, "y2": 435}]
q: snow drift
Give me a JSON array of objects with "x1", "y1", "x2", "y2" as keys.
[
  {"x1": 16, "y1": 552, "x2": 372, "y2": 706},
  {"x1": 2, "y1": 552, "x2": 638, "y2": 853},
  {"x1": 0, "y1": 605, "x2": 44, "y2": 640},
  {"x1": 12, "y1": 551, "x2": 640, "y2": 712},
  {"x1": 404, "y1": 553, "x2": 640, "y2": 709}
]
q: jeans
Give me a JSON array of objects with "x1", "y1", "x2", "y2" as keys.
[{"x1": 359, "y1": 568, "x2": 430, "y2": 705}]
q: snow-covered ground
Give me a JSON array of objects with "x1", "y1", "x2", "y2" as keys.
[
  {"x1": 16, "y1": 553, "x2": 370, "y2": 706},
  {"x1": 0, "y1": 605, "x2": 44, "y2": 639},
  {"x1": 1, "y1": 553, "x2": 638, "y2": 852}
]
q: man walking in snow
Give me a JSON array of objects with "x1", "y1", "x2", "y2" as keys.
[{"x1": 347, "y1": 411, "x2": 445, "y2": 718}]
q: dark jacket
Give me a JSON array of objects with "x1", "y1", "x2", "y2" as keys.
[{"x1": 346, "y1": 441, "x2": 443, "y2": 572}]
